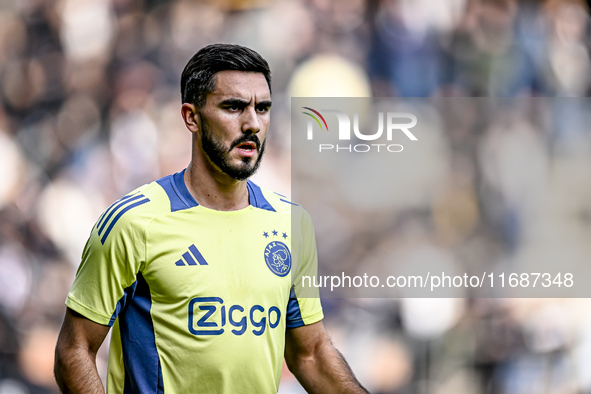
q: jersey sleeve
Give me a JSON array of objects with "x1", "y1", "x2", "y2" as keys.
[
  {"x1": 66, "y1": 195, "x2": 148, "y2": 326},
  {"x1": 286, "y1": 208, "x2": 324, "y2": 328}
]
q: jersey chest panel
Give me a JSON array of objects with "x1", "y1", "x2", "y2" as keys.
[{"x1": 141, "y1": 207, "x2": 293, "y2": 341}]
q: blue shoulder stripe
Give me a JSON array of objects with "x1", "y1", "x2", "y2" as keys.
[
  {"x1": 280, "y1": 198, "x2": 299, "y2": 206},
  {"x1": 98, "y1": 194, "x2": 145, "y2": 236},
  {"x1": 97, "y1": 193, "x2": 138, "y2": 230},
  {"x1": 247, "y1": 181, "x2": 276, "y2": 212},
  {"x1": 101, "y1": 198, "x2": 150, "y2": 244}
]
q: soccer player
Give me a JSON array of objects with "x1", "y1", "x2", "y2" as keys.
[{"x1": 54, "y1": 44, "x2": 368, "y2": 394}]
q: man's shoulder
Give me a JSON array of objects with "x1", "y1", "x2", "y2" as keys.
[
  {"x1": 247, "y1": 180, "x2": 306, "y2": 217},
  {"x1": 93, "y1": 180, "x2": 172, "y2": 245}
]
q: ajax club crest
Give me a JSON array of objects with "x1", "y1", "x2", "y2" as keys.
[{"x1": 264, "y1": 241, "x2": 291, "y2": 277}]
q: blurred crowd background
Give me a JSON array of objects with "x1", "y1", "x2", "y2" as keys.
[{"x1": 0, "y1": 0, "x2": 590, "y2": 393}]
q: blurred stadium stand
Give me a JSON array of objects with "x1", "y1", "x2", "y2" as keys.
[{"x1": 0, "y1": 0, "x2": 591, "y2": 393}]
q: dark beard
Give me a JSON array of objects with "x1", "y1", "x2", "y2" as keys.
[{"x1": 201, "y1": 126, "x2": 266, "y2": 181}]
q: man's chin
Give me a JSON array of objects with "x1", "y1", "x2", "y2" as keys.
[
  {"x1": 214, "y1": 159, "x2": 255, "y2": 181},
  {"x1": 230, "y1": 158, "x2": 263, "y2": 180}
]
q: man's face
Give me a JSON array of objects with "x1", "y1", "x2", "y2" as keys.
[{"x1": 198, "y1": 70, "x2": 271, "y2": 181}]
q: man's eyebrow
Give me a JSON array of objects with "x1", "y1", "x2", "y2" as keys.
[
  {"x1": 219, "y1": 98, "x2": 272, "y2": 108},
  {"x1": 257, "y1": 100, "x2": 272, "y2": 108},
  {"x1": 219, "y1": 98, "x2": 249, "y2": 106}
]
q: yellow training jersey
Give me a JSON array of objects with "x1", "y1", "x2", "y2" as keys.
[{"x1": 66, "y1": 169, "x2": 323, "y2": 394}]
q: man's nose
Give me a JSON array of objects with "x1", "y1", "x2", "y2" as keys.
[{"x1": 242, "y1": 106, "x2": 261, "y2": 134}]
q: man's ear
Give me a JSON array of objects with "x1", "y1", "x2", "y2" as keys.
[{"x1": 181, "y1": 103, "x2": 200, "y2": 133}]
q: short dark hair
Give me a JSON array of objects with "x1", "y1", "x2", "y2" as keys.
[{"x1": 180, "y1": 43, "x2": 272, "y2": 107}]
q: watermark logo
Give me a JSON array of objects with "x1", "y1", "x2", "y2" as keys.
[
  {"x1": 302, "y1": 107, "x2": 329, "y2": 136},
  {"x1": 301, "y1": 107, "x2": 418, "y2": 153}
]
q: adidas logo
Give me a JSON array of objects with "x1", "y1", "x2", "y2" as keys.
[{"x1": 175, "y1": 244, "x2": 208, "y2": 266}]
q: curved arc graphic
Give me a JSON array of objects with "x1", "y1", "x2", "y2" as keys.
[
  {"x1": 302, "y1": 112, "x2": 323, "y2": 131},
  {"x1": 302, "y1": 107, "x2": 329, "y2": 131}
]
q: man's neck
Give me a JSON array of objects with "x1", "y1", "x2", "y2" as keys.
[{"x1": 183, "y1": 163, "x2": 250, "y2": 211}]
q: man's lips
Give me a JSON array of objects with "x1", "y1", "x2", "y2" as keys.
[
  {"x1": 230, "y1": 136, "x2": 260, "y2": 150},
  {"x1": 236, "y1": 141, "x2": 257, "y2": 151},
  {"x1": 235, "y1": 141, "x2": 258, "y2": 157}
]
